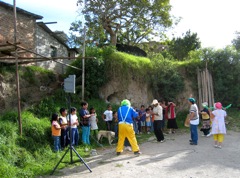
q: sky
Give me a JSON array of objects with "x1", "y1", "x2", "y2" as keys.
[
  {"x1": 170, "y1": 0, "x2": 240, "y2": 49},
  {"x1": 2, "y1": 0, "x2": 240, "y2": 49}
]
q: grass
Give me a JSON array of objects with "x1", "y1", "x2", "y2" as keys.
[
  {"x1": 225, "y1": 108, "x2": 240, "y2": 132},
  {"x1": 115, "y1": 163, "x2": 123, "y2": 167}
]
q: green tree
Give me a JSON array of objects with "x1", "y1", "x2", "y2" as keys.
[
  {"x1": 150, "y1": 58, "x2": 184, "y2": 100},
  {"x1": 205, "y1": 47, "x2": 240, "y2": 106},
  {"x1": 75, "y1": 0, "x2": 173, "y2": 46},
  {"x1": 69, "y1": 20, "x2": 107, "y2": 47},
  {"x1": 168, "y1": 30, "x2": 201, "y2": 60},
  {"x1": 231, "y1": 31, "x2": 240, "y2": 51},
  {"x1": 65, "y1": 47, "x2": 112, "y2": 98}
]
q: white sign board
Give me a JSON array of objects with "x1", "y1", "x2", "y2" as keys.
[{"x1": 64, "y1": 75, "x2": 76, "y2": 93}]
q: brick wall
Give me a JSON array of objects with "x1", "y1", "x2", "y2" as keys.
[
  {"x1": 0, "y1": 5, "x2": 36, "y2": 57},
  {"x1": 35, "y1": 25, "x2": 70, "y2": 74}
]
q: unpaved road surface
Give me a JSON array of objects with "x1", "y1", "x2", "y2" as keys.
[{"x1": 48, "y1": 130, "x2": 240, "y2": 178}]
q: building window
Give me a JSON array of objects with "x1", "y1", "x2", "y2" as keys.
[{"x1": 50, "y1": 46, "x2": 57, "y2": 57}]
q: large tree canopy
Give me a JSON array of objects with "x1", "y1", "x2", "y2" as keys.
[
  {"x1": 168, "y1": 30, "x2": 201, "y2": 60},
  {"x1": 75, "y1": 0, "x2": 173, "y2": 46}
]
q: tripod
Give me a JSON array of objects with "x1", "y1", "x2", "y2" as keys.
[{"x1": 51, "y1": 94, "x2": 92, "y2": 175}]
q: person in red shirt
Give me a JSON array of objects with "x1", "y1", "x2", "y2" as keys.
[{"x1": 165, "y1": 101, "x2": 178, "y2": 134}]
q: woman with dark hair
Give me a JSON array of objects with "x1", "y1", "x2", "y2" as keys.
[
  {"x1": 51, "y1": 113, "x2": 61, "y2": 152},
  {"x1": 165, "y1": 101, "x2": 178, "y2": 134},
  {"x1": 59, "y1": 108, "x2": 69, "y2": 149},
  {"x1": 79, "y1": 101, "x2": 91, "y2": 145},
  {"x1": 188, "y1": 98, "x2": 199, "y2": 145},
  {"x1": 67, "y1": 107, "x2": 79, "y2": 146}
]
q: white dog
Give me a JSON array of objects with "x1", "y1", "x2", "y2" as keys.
[{"x1": 97, "y1": 130, "x2": 115, "y2": 145}]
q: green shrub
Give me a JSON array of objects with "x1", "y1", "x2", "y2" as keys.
[
  {"x1": 150, "y1": 58, "x2": 185, "y2": 100},
  {"x1": 66, "y1": 47, "x2": 107, "y2": 99},
  {"x1": 176, "y1": 110, "x2": 189, "y2": 129},
  {"x1": 20, "y1": 66, "x2": 56, "y2": 86},
  {"x1": 0, "y1": 111, "x2": 18, "y2": 122}
]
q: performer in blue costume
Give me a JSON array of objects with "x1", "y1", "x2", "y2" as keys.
[{"x1": 116, "y1": 99, "x2": 141, "y2": 156}]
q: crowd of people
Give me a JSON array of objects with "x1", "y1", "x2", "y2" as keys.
[{"x1": 50, "y1": 98, "x2": 227, "y2": 154}]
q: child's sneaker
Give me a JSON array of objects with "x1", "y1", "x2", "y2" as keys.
[
  {"x1": 217, "y1": 145, "x2": 222, "y2": 149},
  {"x1": 206, "y1": 133, "x2": 212, "y2": 137},
  {"x1": 125, "y1": 146, "x2": 132, "y2": 152}
]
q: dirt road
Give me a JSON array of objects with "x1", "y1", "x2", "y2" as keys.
[{"x1": 49, "y1": 130, "x2": 240, "y2": 178}]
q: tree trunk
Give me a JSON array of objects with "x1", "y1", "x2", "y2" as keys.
[
  {"x1": 110, "y1": 33, "x2": 117, "y2": 46},
  {"x1": 102, "y1": 18, "x2": 119, "y2": 46}
]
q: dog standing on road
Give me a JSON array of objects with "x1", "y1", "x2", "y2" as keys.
[{"x1": 97, "y1": 130, "x2": 115, "y2": 145}]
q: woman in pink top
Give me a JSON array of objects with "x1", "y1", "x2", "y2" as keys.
[{"x1": 209, "y1": 102, "x2": 227, "y2": 149}]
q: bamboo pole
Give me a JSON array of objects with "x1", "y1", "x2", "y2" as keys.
[
  {"x1": 209, "y1": 72, "x2": 215, "y2": 106},
  {"x1": 201, "y1": 70, "x2": 205, "y2": 103},
  {"x1": 197, "y1": 68, "x2": 202, "y2": 109},
  {"x1": 206, "y1": 68, "x2": 210, "y2": 104},
  {"x1": 13, "y1": 0, "x2": 22, "y2": 136},
  {"x1": 204, "y1": 70, "x2": 208, "y2": 103}
]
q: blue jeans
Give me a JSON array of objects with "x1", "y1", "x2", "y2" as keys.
[
  {"x1": 137, "y1": 121, "x2": 141, "y2": 133},
  {"x1": 61, "y1": 128, "x2": 69, "y2": 149},
  {"x1": 133, "y1": 120, "x2": 138, "y2": 134},
  {"x1": 52, "y1": 136, "x2": 61, "y2": 152},
  {"x1": 70, "y1": 128, "x2": 79, "y2": 146},
  {"x1": 82, "y1": 126, "x2": 90, "y2": 145},
  {"x1": 190, "y1": 124, "x2": 198, "y2": 144},
  {"x1": 114, "y1": 124, "x2": 118, "y2": 139},
  {"x1": 106, "y1": 121, "x2": 112, "y2": 131}
]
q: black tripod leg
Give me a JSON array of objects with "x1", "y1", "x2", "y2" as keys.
[
  {"x1": 90, "y1": 135, "x2": 104, "y2": 148},
  {"x1": 51, "y1": 147, "x2": 70, "y2": 175},
  {"x1": 71, "y1": 146, "x2": 92, "y2": 172}
]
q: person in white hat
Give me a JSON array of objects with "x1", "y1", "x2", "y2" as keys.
[{"x1": 151, "y1": 99, "x2": 164, "y2": 142}]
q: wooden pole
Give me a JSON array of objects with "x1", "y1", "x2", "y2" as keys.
[
  {"x1": 200, "y1": 70, "x2": 204, "y2": 103},
  {"x1": 203, "y1": 70, "x2": 208, "y2": 103},
  {"x1": 82, "y1": 26, "x2": 86, "y2": 101},
  {"x1": 197, "y1": 68, "x2": 202, "y2": 109},
  {"x1": 209, "y1": 72, "x2": 215, "y2": 106},
  {"x1": 13, "y1": 0, "x2": 22, "y2": 136},
  {"x1": 206, "y1": 69, "x2": 211, "y2": 106}
]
